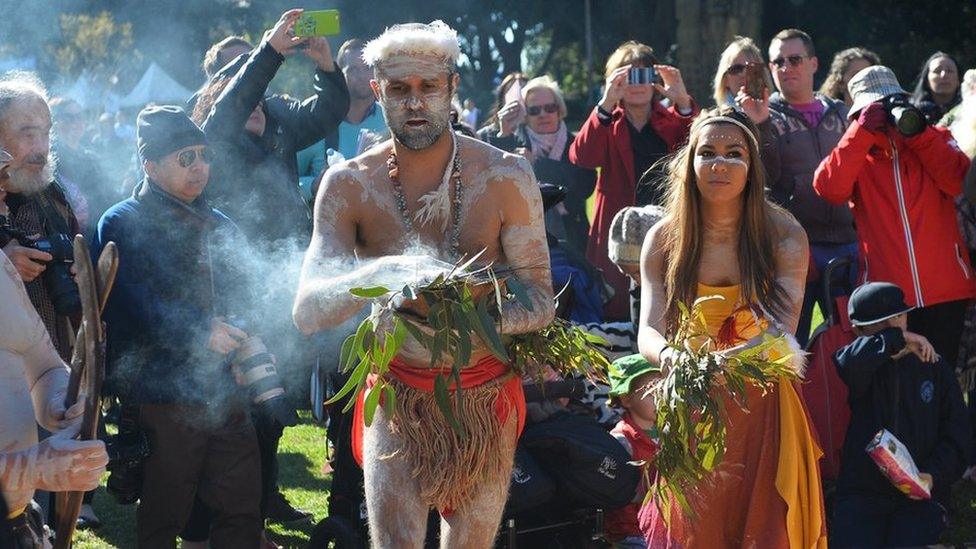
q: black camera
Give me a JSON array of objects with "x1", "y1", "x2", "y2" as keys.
[
  {"x1": 28, "y1": 233, "x2": 82, "y2": 315},
  {"x1": 226, "y1": 317, "x2": 298, "y2": 427},
  {"x1": 0, "y1": 218, "x2": 81, "y2": 315},
  {"x1": 105, "y1": 406, "x2": 152, "y2": 505},
  {"x1": 883, "y1": 95, "x2": 927, "y2": 138}
]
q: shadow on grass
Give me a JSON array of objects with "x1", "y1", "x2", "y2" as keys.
[{"x1": 276, "y1": 451, "x2": 332, "y2": 492}]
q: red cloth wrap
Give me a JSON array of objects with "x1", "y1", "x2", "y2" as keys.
[{"x1": 351, "y1": 355, "x2": 526, "y2": 467}]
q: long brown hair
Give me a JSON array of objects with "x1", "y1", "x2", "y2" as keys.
[{"x1": 659, "y1": 106, "x2": 790, "y2": 336}]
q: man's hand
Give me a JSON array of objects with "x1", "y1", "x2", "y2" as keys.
[
  {"x1": 304, "y1": 37, "x2": 335, "y2": 72},
  {"x1": 2, "y1": 240, "x2": 51, "y2": 282},
  {"x1": 208, "y1": 318, "x2": 247, "y2": 355},
  {"x1": 598, "y1": 65, "x2": 630, "y2": 112},
  {"x1": 654, "y1": 65, "x2": 692, "y2": 112},
  {"x1": 264, "y1": 9, "x2": 307, "y2": 56},
  {"x1": 735, "y1": 86, "x2": 771, "y2": 124},
  {"x1": 857, "y1": 101, "x2": 888, "y2": 134},
  {"x1": 497, "y1": 101, "x2": 523, "y2": 137}
]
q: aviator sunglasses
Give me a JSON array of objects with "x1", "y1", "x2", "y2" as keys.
[
  {"x1": 176, "y1": 147, "x2": 213, "y2": 168},
  {"x1": 526, "y1": 103, "x2": 559, "y2": 116},
  {"x1": 771, "y1": 55, "x2": 808, "y2": 69}
]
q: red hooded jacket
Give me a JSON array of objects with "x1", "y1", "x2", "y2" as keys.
[
  {"x1": 570, "y1": 102, "x2": 696, "y2": 320},
  {"x1": 813, "y1": 121, "x2": 976, "y2": 308}
]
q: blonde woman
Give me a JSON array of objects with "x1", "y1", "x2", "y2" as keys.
[
  {"x1": 712, "y1": 36, "x2": 773, "y2": 109},
  {"x1": 637, "y1": 106, "x2": 824, "y2": 547}
]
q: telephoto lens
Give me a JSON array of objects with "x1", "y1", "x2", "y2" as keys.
[
  {"x1": 231, "y1": 335, "x2": 298, "y2": 426},
  {"x1": 884, "y1": 96, "x2": 926, "y2": 137}
]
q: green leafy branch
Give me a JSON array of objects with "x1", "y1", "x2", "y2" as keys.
[
  {"x1": 649, "y1": 296, "x2": 800, "y2": 517},
  {"x1": 326, "y1": 254, "x2": 610, "y2": 437}
]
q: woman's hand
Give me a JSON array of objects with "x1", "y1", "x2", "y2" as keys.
[
  {"x1": 735, "y1": 86, "x2": 771, "y2": 124},
  {"x1": 653, "y1": 65, "x2": 692, "y2": 111},
  {"x1": 264, "y1": 9, "x2": 307, "y2": 56},
  {"x1": 497, "y1": 101, "x2": 524, "y2": 137},
  {"x1": 598, "y1": 65, "x2": 631, "y2": 112}
]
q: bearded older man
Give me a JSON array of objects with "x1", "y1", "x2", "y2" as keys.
[
  {"x1": 294, "y1": 21, "x2": 554, "y2": 548},
  {"x1": 0, "y1": 72, "x2": 80, "y2": 361}
]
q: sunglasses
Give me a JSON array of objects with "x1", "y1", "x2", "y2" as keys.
[
  {"x1": 771, "y1": 55, "x2": 807, "y2": 69},
  {"x1": 526, "y1": 103, "x2": 559, "y2": 116},
  {"x1": 176, "y1": 147, "x2": 213, "y2": 168},
  {"x1": 726, "y1": 63, "x2": 748, "y2": 76}
]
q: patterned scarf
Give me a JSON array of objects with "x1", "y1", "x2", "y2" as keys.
[{"x1": 525, "y1": 121, "x2": 568, "y2": 161}]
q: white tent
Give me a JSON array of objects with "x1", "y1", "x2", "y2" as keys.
[{"x1": 119, "y1": 62, "x2": 193, "y2": 108}]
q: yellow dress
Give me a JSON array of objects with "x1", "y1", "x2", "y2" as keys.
[{"x1": 640, "y1": 284, "x2": 827, "y2": 549}]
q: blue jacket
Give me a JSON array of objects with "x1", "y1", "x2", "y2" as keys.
[
  {"x1": 834, "y1": 327, "x2": 970, "y2": 502},
  {"x1": 92, "y1": 179, "x2": 246, "y2": 405}
]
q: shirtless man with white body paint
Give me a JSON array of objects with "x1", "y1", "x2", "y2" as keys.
[
  {"x1": 0, "y1": 152, "x2": 107, "y2": 543},
  {"x1": 293, "y1": 21, "x2": 554, "y2": 549}
]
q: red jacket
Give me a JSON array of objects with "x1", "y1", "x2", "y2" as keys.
[
  {"x1": 570, "y1": 102, "x2": 696, "y2": 320},
  {"x1": 813, "y1": 121, "x2": 976, "y2": 308}
]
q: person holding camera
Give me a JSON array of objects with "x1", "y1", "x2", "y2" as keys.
[
  {"x1": 814, "y1": 65, "x2": 976, "y2": 367},
  {"x1": 0, "y1": 73, "x2": 81, "y2": 361},
  {"x1": 192, "y1": 9, "x2": 349, "y2": 246},
  {"x1": 92, "y1": 105, "x2": 263, "y2": 547},
  {"x1": 570, "y1": 41, "x2": 697, "y2": 321}
]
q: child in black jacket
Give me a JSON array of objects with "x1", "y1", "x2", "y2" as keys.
[{"x1": 830, "y1": 282, "x2": 970, "y2": 548}]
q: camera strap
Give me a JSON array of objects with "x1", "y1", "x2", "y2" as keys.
[{"x1": 34, "y1": 183, "x2": 72, "y2": 236}]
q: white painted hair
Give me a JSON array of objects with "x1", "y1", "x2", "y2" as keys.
[{"x1": 362, "y1": 20, "x2": 461, "y2": 68}]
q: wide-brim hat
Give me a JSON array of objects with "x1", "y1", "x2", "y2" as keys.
[
  {"x1": 848, "y1": 281, "x2": 915, "y2": 327},
  {"x1": 608, "y1": 353, "x2": 661, "y2": 397},
  {"x1": 848, "y1": 65, "x2": 908, "y2": 119}
]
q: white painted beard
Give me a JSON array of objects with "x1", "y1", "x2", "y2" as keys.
[
  {"x1": 389, "y1": 110, "x2": 451, "y2": 150},
  {"x1": 5, "y1": 153, "x2": 56, "y2": 195}
]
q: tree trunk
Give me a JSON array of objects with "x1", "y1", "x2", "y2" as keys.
[{"x1": 675, "y1": 0, "x2": 763, "y2": 106}]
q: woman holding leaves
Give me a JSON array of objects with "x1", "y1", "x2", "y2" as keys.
[{"x1": 636, "y1": 106, "x2": 825, "y2": 547}]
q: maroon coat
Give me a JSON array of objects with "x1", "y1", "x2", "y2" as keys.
[{"x1": 569, "y1": 102, "x2": 696, "y2": 320}]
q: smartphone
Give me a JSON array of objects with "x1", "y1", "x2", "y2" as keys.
[
  {"x1": 504, "y1": 79, "x2": 524, "y2": 108},
  {"x1": 294, "y1": 10, "x2": 341, "y2": 37},
  {"x1": 744, "y1": 62, "x2": 768, "y2": 99},
  {"x1": 628, "y1": 66, "x2": 657, "y2": 86}
]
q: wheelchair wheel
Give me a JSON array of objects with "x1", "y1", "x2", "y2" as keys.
[{"x1": 307, "y1": 516, "x2": 363, "y2": 549}]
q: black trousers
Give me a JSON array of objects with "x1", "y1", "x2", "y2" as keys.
[
  {"x1": 908, "y1": 299, "x2": 967, "y2": 368},
  {"x1": 137, "y1": 403, "x2": 261, "y2": 549},
  {"x1": 180, "y1": 412, "x2": 283, "y2": 541},
  {"x1": 830, "y1": 493, "x2": 946, "y2": 547}
]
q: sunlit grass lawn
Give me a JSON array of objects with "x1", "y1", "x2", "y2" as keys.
[{"x1": 74, "y1": 413, "x2": 330, "y2": 549}]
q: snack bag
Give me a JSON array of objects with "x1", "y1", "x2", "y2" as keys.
[{"x1": 866, "y1": 429, "x2": 931, "y2": 499}]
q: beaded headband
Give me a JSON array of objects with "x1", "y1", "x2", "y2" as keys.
[{"x1": 700, "y1": 116, "x2": 759, "y2": 150}]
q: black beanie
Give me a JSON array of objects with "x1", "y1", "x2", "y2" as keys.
[{"x1": 136, "y1": 105, "x2": 206, "y2": 162}]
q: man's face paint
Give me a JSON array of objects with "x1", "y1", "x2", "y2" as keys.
[
  {"x1": 693, "y1": 123, "x2": 751, "y2": 202},
  {"x1": 372, "y1": 55, "x2": 454, "y2": 151}
]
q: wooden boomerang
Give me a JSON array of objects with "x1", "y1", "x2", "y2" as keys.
[{"x1": 54, "y1": 237, "x2": 117, "y2": 549}]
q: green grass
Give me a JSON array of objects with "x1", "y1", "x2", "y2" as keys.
[{"x1": 74, "y1": 413, "x2": 330, "y2": 549}]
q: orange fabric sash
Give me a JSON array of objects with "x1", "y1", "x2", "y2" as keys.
[{"x1": 351, "y1": 355, "x2": 526, "y2": 467}]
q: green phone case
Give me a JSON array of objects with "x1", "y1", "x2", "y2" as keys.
[{"x1": 294, "y1": 10, "x2": 340, "y2": 37}]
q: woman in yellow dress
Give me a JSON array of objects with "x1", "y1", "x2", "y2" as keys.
[{"x1": 637, "y1": 106, "x2": 826, "y2": 548}]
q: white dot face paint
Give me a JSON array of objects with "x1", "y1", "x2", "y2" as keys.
[{"x1": 693, "y1": 123, "x2": 752, "y2": 202}]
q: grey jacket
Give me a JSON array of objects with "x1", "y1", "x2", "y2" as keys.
[{"x1": 765, "y1": 93, "x2": 857, "y2": 244}]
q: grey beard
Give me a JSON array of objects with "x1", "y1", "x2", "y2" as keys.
[
  {"x1": 390, "y1": 113, "x2": 451, "y2": 150},
  {"x1": 5, "y1": 152, "x2": 56, "y2": 195}
]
